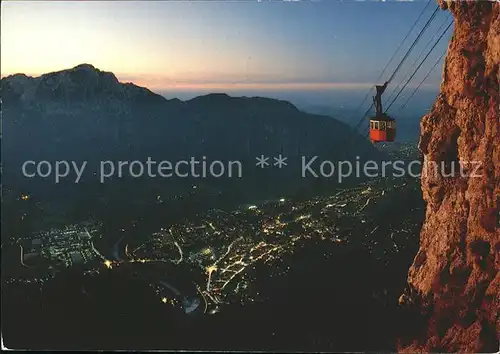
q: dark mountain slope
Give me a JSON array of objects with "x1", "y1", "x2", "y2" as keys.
[{"x1": 1, "y1": 64, "x2": 383, "y2": 209}]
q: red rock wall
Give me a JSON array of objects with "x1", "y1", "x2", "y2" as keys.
[{"x1": 399, "y1": 0, "x2": 499, "y2": 352}]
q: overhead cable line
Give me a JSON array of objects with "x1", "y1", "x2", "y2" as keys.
[
  {"x1": 385, "y1": 20, "x2": 453, "y2": 113},
  {"x1": 384, "y1": 13, "x2": 451, "y2": 107},
  {"x1": 385, "y1": 6, "x2": 440, "y2": 85},
  {"x1": 397, "y1": 47, "x2": 448, "y2": 113},
  {"x1": 351, "y1": 5, "x2": 441, "y2": 134},
  {"x1": 349, "y1": 0, "x2": 433, "y2": 119}
]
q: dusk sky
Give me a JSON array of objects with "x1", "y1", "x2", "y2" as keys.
[{"x1": 1, "y1": 0, "x2": 451, "y2": 95}]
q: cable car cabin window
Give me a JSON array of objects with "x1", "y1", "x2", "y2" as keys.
[
  {"x1": 379, "y1": 122, "x2": 386, "y2": 130},
  {"x1": 374, "y1": 121, "x2": 379, "y2": 130},
  {"x1": 386, "y1": 121, "x2": 391, "y2": 129}
]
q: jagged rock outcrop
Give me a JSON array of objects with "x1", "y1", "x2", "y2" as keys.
[
  {"x1": 1, "y1": 63, "x2": 171, "y2": 111},
  {"x1": 399, "y1": 1, "x2": 499, "y2": 352}
]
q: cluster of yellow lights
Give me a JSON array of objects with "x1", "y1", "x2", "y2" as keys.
[
  {"x1": 160, "y1": 297, "x2": 177, "y2": 306},
  {"x1": 201, "y1": 248, "x2": 212, "y2": 256},
  {"x1": 21, "y1": 194, "x2": 30, "y2": 201},
  {"x1": 104, "y1": 260, "x2": 113, "y2": 269},
  {"x1": 295, "y1": 214, "x2": 312, "y2": 221},
  {"x1": 206, "y1": 265, "x2": 217, "y2": 274}
]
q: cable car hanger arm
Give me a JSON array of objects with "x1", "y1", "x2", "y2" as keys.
[{"x1": 373, "y1": 81, "x2": 389, "y2": 116}]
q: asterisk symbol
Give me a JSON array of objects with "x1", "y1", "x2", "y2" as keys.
[
  {"x1": 274, "y1": 154, "x2": 288, "y2": 168},
  {"x1": 256, "y1": 155, "x2": 269, "y2": 168}
]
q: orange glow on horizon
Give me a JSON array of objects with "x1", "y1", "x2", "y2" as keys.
[
  {"x1": 1, "y1": 68, "x2": 374, "y2": 92},
  {"x1": 118, "y1": 75, "x2": 375, "y2": 92},
  {"x1": 1, "y1": 68, "x2": 437, "y2": 93}
]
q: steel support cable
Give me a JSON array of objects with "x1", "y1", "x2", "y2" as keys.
[
  {"x1": 350, "y1": 5, "x2": 441, "y2": 135},
  {"x1": 385, "y1": 20, "x2": 453, "y2": 113},
  {"x1": 353, "y1": 103, "x2": 375, "y2": 132},
  {"x1": 361, "y1": 22, "x2": 449, "y2": 147},
  {"x1": 349, "y1": 0, "x2": 433, "y2": 119},
  {"x1": 360, "y1": 51, "x2": 446, "y2": 147},
  {"x1": 386, "y1": 6, "x2": 440, "y2": 85},
  {"x1": 384, "y1": 13, "x2": 451, "y2": 108},
  {"x1": 398, "y1": 47, "x2": 448, "y2": 113}
]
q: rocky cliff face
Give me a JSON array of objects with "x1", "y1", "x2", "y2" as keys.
[{"x1": 399, "y1": 1, "x2": 499, "y2": 352}]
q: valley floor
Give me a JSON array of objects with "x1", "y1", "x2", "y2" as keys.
[{"x1": 2, "y1": 170, "x2": 424, "y2": 351}]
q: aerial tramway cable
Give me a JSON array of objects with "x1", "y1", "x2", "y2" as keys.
[
  {"x1": 385, "y1": 6, "x2": 440, "y2": 85},
  {"x1": 359, "y1": 26, "x2": 450, "y2": 146},
  {"x1": 349, "y1": 0, "x2": 433, "y2": 119},
  {"x1": 351, "y1": 5, "x2": 441, "y2": 133},
  {"x1": 384, "y1": 13, "x2": 452, "y2": 108},
  {"x1": 385, "y1": 20, "x2": 453, "y2": 113},
  {"x1": 397, "y1": 47, "x2": 448, "y2": 113}
]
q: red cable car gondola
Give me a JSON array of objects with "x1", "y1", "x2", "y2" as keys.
[{"x1": 369, "y1": 82, "x2": 396, "y2": 143}]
